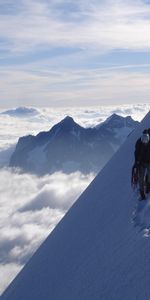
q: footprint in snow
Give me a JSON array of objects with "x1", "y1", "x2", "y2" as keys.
[{"x1": 132, "y1": 197, "x2": 150, "y2": 237}]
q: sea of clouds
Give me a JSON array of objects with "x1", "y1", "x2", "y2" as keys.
[{"x1": 0, "y1": 103, "x2": 149, "y2": 294}]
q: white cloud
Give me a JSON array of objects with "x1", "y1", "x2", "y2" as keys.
[
  {"x1": 0, "y1": 169, "x2": 94, "y2": 294},
  {"x1": 1, "y1": 0, "x2": 150, "y2": 54},
  {"x1": 1, "y1": 0, "x2": 150, "y2": 106}
]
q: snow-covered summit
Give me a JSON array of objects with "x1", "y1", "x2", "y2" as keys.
[
  {"x1": 2, "y1": 111, "x2": 150, "y2": 300},
  {"x1": 49, "y1": 115, "x2": 84, "y2": 137},
  {"x1": 96, "y1": 113, "x2": 136, "y2": 129},
  {"x1": 60, "y1": 115, "x2": 77, "y2": 127},
  {"x1": 1, "y1": 107, "x2": 39, "y2": 118},
  {"x1": 96, "y1": 113, "x2": 138, "y2": 143}
]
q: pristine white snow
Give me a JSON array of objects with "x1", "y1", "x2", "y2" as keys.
[{"x1": 1, "y1": 111, "x2": 150, "y2": 300}]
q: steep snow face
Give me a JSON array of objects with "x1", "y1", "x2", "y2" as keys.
[{"x1": 2, "y1": 111, "x2": 150, "y2": 300}]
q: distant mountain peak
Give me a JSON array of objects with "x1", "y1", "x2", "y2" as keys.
[
  {"x1": 96, "y1": 113, "x2": 138, "y2": 130},
  {"x1": 1, "y1": 106, "x2": 39, "y2": 117},
  {"x1": 57, "y1": 115, "x2": 83, "y2": 131},
  {"x1": 61, "y1": 115, "x2": 75, "y2": 124},
  {"x1": 105, "y1": 113, "x2": 125, "y2": 122}
]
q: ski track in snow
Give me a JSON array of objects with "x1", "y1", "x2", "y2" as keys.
[{"x1": 132, "y1": 191, "x2": 150, "y2": 237}]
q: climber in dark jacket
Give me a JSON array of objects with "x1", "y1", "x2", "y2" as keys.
[{"x1": 134, "y1": 130, "x2": 150, "y2": 199}]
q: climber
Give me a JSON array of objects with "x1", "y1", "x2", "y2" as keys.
[{"x1": 134, "y1": 130, "x2": 150, "y2": 200}]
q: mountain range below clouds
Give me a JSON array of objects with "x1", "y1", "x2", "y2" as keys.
[
  {"x1": 0, "y1": 105, "x2": 148, "y2": 295},
  {"x1": 2, "y1": 112, "x2": 150, "y2": 300},
  {"x1": 9, "y1": 113, "x2": 139, "y2": 175}
]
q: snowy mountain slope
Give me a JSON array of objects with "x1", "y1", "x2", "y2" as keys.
[
  {"x1": 2, "y1": 111, "x2": 150, "y2": 300},
  {"x1": 9, "y1": 114, "x2": 138, "y2": 174},
  {"x1": 96, "y1": 113, "x2": 136, "y2": 130},
  {"x1": 97, "y1": 113, "x2": 138, "y2": 143}
]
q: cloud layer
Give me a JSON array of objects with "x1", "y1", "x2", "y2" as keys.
[{"x1": 0, "y1": 169, "x2": 94, "y2": 294}]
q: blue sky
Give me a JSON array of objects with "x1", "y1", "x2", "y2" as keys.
[{"x1": 1, "y1": 0, "x2": 150, "y2": 107}]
